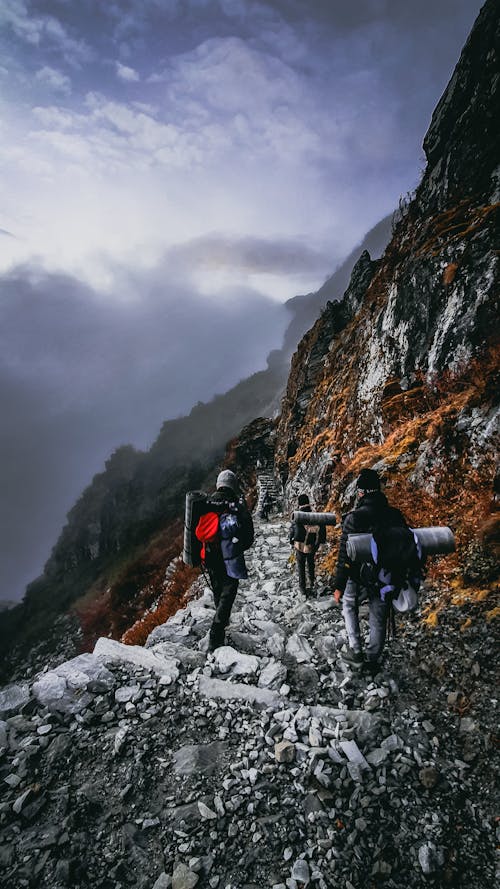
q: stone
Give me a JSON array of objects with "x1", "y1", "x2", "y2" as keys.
[
  {"x1": 459, "y1": 717, "x2": 477, "y2": 733},
  {"x1": 291, "y1": 858, "x2": 310, "y2": 884},
  {"x1": 172, "y1": 863, "x2": 199, "y2": 889},
  {"x1": 94, "y1": 637, "x2": 180, "y2": 680},
  {"x1": 286, "y1": 634, "x2": 314, "y2": 663},
  {"x1": 366, "y1": 748, "x2": 388, "y2": 767},
  {"x1": 258, "y1": 660, "x2": 287, "y2": 689},
  {"x1": 212, "y1": 646, "x2": 260, "y2": 677},
  {"x1": 32, "y1": 655, "x2": 114, "y2": 714},
  {"x1": 226, "y1": 630, "x2": 265, "y2": 655},
  {"x1": 418, "y1": 842, "x2": 444, "y2": 875},
  {"x1": 173, "y1": 742, "x2": 226, "y2": 777},
  {"x1": 13, "y1": 788, "x2": 32, "y2": 814},
  {"x1": 419, "y1": 766, "x2": 439, "y2": 789},
  {"x1": 153, "y1": 875, "x2": 172, "y2": 889},
  {"x1": 0, "y1": 719, "x2": 7, "y2": 748},
  {"x1": 275, "y1": 740, "x2": 295, "y2": 763},
  {"x1": 115, "y1": 684, "x2": 141, "y2": 703},
  {"x1": 253, "y1": 619, "x2": 285, "y2": 638},
  {"x1": 309, "y1": 725, "x2": 322, "y2": 747},
  {"x1": 0, "y1": 682, "x2": 30, "y2": 718},
  {"x1": 198, "y1": 801, "x2": 217, "y2": 820},
  {"x1": 267, "y1": 633, "x2": 285, "y2": 658},
  {"x1": 339, "y1": 740, "x2": 369, "y2": 770},
  {"x1": 114, "y1": 727, "x2": 129, "y2": 756},
  {"x1": 314, "y1": 635, "x2": 337, "y2": 659},
  {"x1": 381, "y1": 734, "x2": 403, "y2": 751},
  {"x1": 152, "y1": 641, "x2": 205, "y2": 669},
  {"x1": 198, "y1": 676, "x2": 283, "y2": 709}
]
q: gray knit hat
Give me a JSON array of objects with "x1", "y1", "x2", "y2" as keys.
[{"x1": 216, "y1": 470, "x2": 238, "y2": 493}]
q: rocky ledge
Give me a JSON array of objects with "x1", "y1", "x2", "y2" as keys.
[{"x1": 0, "y1": 519, "x2": 497, "y2": 889}]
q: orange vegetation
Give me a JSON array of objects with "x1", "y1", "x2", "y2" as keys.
[
  {"x1": 74, "y1": 518, "x2": 193, "y2": 650},
  {"x1": 300, "y1": 342, "x2": 499, "y2": 609},
  {"x1": 121, "y1": 561, "x2": 199, "y2": 646}
]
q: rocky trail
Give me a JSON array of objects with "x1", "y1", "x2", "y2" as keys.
[{"x1": 0, "y1": 517, "x2": 497, "y2": 889}]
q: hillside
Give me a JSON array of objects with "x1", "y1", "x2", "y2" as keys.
[{"x1": 275, "y1": 0, "x2": 499, "y2": 609}]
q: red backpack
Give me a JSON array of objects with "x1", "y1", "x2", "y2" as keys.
[{"x1": 195, "y1": 512, "x2": 220, "y2": 562}]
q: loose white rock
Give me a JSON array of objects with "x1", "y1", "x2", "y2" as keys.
[{"x1": 94, "y1": 637, "x2": 180, "y2": 680}]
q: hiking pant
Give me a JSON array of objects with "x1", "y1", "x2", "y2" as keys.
[
  {"x1": 342, "y1": 579, "x2": 388, "y2": 662},
  {"x1": 296, "y1": 550, "x2": 315, "y2": 593},
  {"x1": 207, "y1": 556, "x2": 239, "y2": 648}
]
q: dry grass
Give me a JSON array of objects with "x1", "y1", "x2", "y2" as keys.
[
  {"x1": 75, "y1": 519, "x2": 187, "y2": 650},
  {"x1": 121, "y1": 561, "x2": 199, "y2": 646}
]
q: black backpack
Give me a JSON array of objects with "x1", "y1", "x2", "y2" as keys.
[{"x1": 361, "y1": 524, "x2": 424, "y2": 613}]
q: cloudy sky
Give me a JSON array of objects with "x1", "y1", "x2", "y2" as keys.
[{"x1": 0, "y1": 0, "x2": 483, "y2": 601}]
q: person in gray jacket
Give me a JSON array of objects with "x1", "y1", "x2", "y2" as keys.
[{"x1": 333, "y1": 469, "x2": 408, "y2": 675}]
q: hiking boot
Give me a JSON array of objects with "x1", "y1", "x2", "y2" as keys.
[
  {"x1": 363, "y1": 659, "x2": 380, "y2": 678},
  {"x1": 343, "y1": 648, "x2": 364, "y2": 668},
  {"x1": 305, "y1": 588, "x2": 313, "y2": 599}
]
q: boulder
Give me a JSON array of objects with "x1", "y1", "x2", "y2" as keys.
[
  {"x1": 212, "y1": 645, "x2": 260, "y2": 677},
  {"x1": 198, "y1": 676, "x2": 283, "y2": 709},
  {"x1": 93, "y1": 637, "x2": 180, "y2": 680},
  {"x1": 32, "y1": 655, "x2": 114, "y2": 714}
]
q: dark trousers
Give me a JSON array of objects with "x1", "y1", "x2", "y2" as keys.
[
  {"x1": 207, "y1": 552, "x2": 239, "y2": 647},
  {"x1": 296, "y1": 550, "x2": 315, "y2": 593}
]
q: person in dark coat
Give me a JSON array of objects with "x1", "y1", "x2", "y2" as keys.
[
  {"x1": 289, "y1": 494, "x2": 326, "y2": 598},
  {"x1": 205, "y1": 470, "x2": 254, "y2": 652},
  {"x1": 333, "y1": 468, "x2": 408, "y2": 674},
  {"x1": 260, "y1": 490, "x2": 272, "y2": 520}
]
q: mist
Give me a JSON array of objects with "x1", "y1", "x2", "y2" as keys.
[{"x1": 0, "y1": 250, "x2": 294, "y2": 602}]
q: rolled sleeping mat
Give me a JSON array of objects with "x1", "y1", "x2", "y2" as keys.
[
  {"x1": 292, "y1": 510, "x2": 337, "y2": 526},
  {"x1": 346, "y1": 526, "x2": 456, "y2": 563},
  {"x1": 183, "y1": 490, "x2": 207, "y2": 566}
]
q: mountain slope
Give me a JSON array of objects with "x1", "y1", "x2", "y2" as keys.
[{"x1": 275, "y1": 0, "x2": 499, "y2": 597}]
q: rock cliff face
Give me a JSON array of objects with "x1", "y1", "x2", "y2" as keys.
[{"x1": 276, "y1": 0, "x2": 499, "y2": 589}]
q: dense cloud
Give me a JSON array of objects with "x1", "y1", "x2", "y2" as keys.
[{"x1": 0, "y1": 254, "x2": 289, "y2": 601}]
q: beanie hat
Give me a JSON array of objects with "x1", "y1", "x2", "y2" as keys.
[
  {"x1": 216, "y1": 470, "x2": 238, "y2": 493},
  {"x1": 356, "y1": 468, "x2": 381, "y2": 492},
  {"x1": 298, "y1": 494, "x2": 310, "y2": 506}
]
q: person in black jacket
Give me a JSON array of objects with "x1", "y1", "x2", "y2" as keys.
[
  {"x1": 333, "y1": 469, "x2": 407, "y2": 674},
  {"x1": 289, "y1": 494, "x2": 326, "y2": 598},
  {"x1": 205, "y1": 470, "x2": 254, "y2": 652}
]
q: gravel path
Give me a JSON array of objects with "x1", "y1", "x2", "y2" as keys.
[{"x1": 0, "y1": 518, "x2": 497, "y2": 889}]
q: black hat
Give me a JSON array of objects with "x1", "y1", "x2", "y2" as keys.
[
  {"x1": 356, "y1": 468, "x2": 381, "y2": 492},
  {"x1": 298, "y1": 493, "x2": 310, "y2": 506}
]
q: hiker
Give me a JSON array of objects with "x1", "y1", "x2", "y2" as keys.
[
  {"x1": 260, "y1": 490, "x2": 272, "y2": 520},
  {"x1": 203, "y1": 470, "x2": 254, "y2": 652},
  {"x1": 289, "y1": 493, "x2": 326, "y2": 598},
  {"x1": 333, "y1": 468, "x2": 409, "y2": 675}
]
